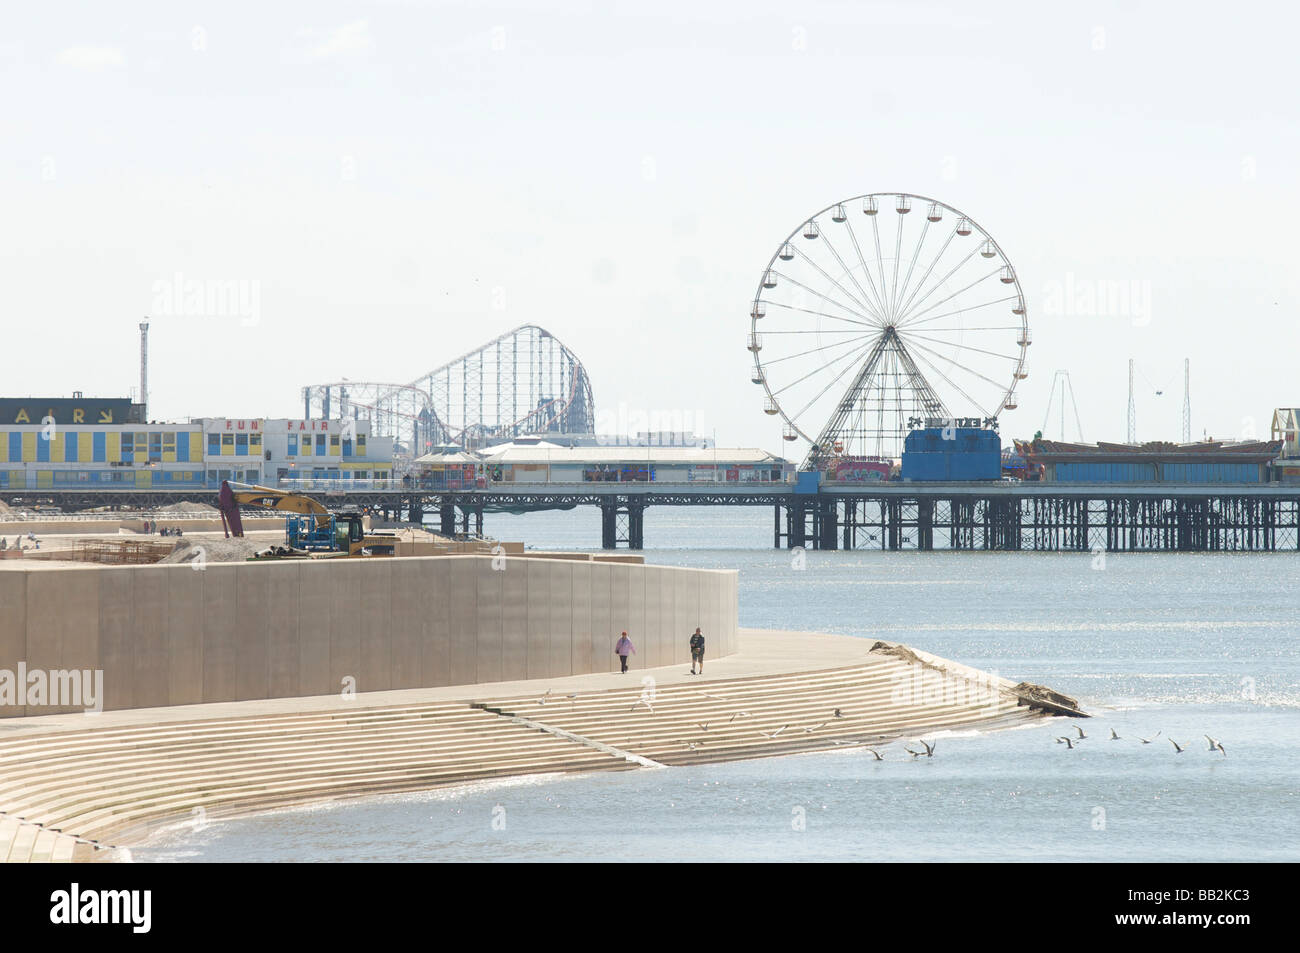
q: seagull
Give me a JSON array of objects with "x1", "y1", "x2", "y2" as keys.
[
  {"x1": 1205, "y1": 735, "x2": 1226, "y2": 756},
  {"x1": 803, "y1": 722, "x2": 828, "y2": 733},
  {"x1": 696, "y1": 722, "x2": 710, "y2": 732},
  {"x1": 1169, "y1": 738, "x2": 1185, "y2": 753},
  {"x1": 1139, "y1": 731, "x2": 1161, "y2": 744},
  {"x1": 630, "y1": 698, "x2": 654, "y2": 713},
  {"x1": 760, "y1": 725, "x2": 788, "y2": 740},
  {"x1": 700, "y1": 693, "x2": 728, "y2": 701},
  {"x1": 833, "y1": 708, "x2": 846, "y2": 718},
  {"x1": 1074, "y1": 725, "x2": 1087, "y2": 740},
  {"x1": 865, "y1": 748, "x2": 884, "y2": 761},
  {"x1": 921, "y1": 739, "x2": 936, "y2": 758},
  {"x1": 1109, "y1": 728, "x2": 1121, "y2": 740},
  {"x1": 683, "y1": 741, "x2": 703, "y2": 751},
  {"x1": 566, "y1": 693, "x2": 579, "y2": 699},
  {"x1": 1057, "y1": 736, "x2": 1075, "y2": 749},
  {"x1": 537, "y1": 689, "x2": 552, "y2": 706},
  {"x1": 904, "y1": 746, "x2": 924, "y2": 758},
  {"x1": 728, "y1": 711, "x2": 751, "y2": 723}
]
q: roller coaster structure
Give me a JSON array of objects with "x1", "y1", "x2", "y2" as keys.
[{"x1": 303, "y1": 324, "x2": 595, "y2": 458}]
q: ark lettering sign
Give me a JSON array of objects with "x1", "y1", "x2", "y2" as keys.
[{"x1": 0, "y1": 399, "x2": 135, "y2": 425}]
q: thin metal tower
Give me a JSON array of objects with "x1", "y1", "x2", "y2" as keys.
[
  {"x1": 1126, "y1": 358, "x2": 1136, "y2": 443},
  {"x1": 139, "y1": 319, "x2": 150, "y2": 420},
  {"x1": 1182, "y1": 358, "x2": 1191, "y2": 443}
]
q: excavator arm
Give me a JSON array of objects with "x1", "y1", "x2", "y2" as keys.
[{"x1": 217, "y1": 481, "x2": 332, "y2": 538}]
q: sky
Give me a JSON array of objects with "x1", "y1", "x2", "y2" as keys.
[{"x1": 2, "y1": 1, "x2": 1297, "y2": 456}]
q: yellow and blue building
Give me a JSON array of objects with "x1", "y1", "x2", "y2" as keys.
[{"x1": 0, "y1": 398, "x2": 395, "y2": 491}]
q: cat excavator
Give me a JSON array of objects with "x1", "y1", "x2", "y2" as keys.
[{"x1": 216, "y1": 480, "x2": 396, "y2": 557}]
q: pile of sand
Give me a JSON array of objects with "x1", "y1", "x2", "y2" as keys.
[
  {"x1": 0, "y1": 500, "x2": 16, "y2": 518},
  {"x1": 158, "y1": 537, "x2": 268, "y2": 564},
  {"x1": 155, "y1": 501, "x2": 218, "y2": 514}
]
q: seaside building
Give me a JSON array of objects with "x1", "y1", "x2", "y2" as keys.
[
  {"x1": 1016, "y1": 437, "x2": 1284, "y2": 484},
  {"x1": 0, "y1": 396, "x2": 396, "y2": 491}
]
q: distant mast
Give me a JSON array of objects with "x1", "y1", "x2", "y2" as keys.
[{"x1": 139, "y1": 319, "x2": 150, "y2": 421}]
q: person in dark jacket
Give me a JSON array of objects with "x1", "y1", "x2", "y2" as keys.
[{"x1": 689, "y1": 627, "x2": 705, "y2": 675}]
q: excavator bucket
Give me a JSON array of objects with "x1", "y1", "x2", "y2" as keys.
[{"x1": 217, "y1": 481, "x2": 245, "y2": 538}]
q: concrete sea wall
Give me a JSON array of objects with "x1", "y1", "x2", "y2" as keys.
[{"x1": 0, "y1": 555, "x2": 738, "y2": 717}]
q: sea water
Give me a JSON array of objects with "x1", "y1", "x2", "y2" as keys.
[{"x1": 134, "y1": 507, "x2": 1300, "y2": 862}]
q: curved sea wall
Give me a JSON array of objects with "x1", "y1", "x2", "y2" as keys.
[{"x1": 0, "y1": 554, "x2": 738, "y2": 717}]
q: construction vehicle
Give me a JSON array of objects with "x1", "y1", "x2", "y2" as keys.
[{"x1": 216, "y1": 481, "x2": 397, "y2": 557}]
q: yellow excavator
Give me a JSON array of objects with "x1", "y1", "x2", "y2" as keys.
[{"x1": 217, "y1": 481, "x2": 396, "y2": 557}]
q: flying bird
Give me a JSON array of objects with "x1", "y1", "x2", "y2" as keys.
[
  {"x1": 921, "y1": 739, "x2": 936, "y2": 758},
  {"x1": 760, "y1": 725, "x2": 788, "y2": 740},
  {"x1": 803, "y1": 722, "x2": 828, "y2": 733},
  {"x1": 1205, "y1": 735, "x2": 1226, "y2": 756},
  {"x1": 696, "y1": 722, "x2": 710, "y2": 732},
  {"x1": 728, "y1": 711, "x2": 751, "y2": 723},
  {"x1": 1109, "y1": 728, "x2": 1121, "y2": 740},
  {"x1": 1139, "y1": 731, "x2": 1161, "y2": 744},
  {"x1": 1074, "y1": 725, "x2": 1087, "y2": 740},
  {"x1": 1169, "y1": 738, "x2": 1185, "y2": 753},
  {"x1": 1057, "y1": 736, "x2": 1075, "y2": 749},
  {"x1": 833, "y1": 708, "x2": 846, "y2": 718},
  {"x1": 865, "y1": 748, "x2": 884, "y2": 761},
  {"x1": 905, "y1": 746, "x2": 924, "y2": 758}
]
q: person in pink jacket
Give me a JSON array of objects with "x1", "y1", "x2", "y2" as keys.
[{"x1": 614, "y1": 631, "x2": 636, "y2": 673}]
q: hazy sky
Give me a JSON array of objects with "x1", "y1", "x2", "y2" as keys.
[{"x1": 3, "y1": 1, "x2": 1297, "y2": 455}]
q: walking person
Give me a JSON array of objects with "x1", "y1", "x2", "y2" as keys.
[
  {"x1": 614, "y1": 631, "x2": 636, "y2": 674},
  {"x1": 689, "y1": 627, "x2": 705, "y2": 675}
]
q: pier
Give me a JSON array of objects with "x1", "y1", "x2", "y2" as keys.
[{"x1": 9, "y1": 481, "x2": 1300, "y2": 552}]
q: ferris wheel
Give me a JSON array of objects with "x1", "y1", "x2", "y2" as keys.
[{"x1": 749, "y1": 193, "x2": 1029, "y2": 466}]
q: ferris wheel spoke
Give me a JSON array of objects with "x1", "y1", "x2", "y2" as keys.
[
  {"x1": 889, "y1": 212, "x2": 907, "y2": 316},
  {"x1": 757, "y1": 327, "x2": 867, "y2": 334},
  {"x1": 905, "y1": 336, "x2": 1012, "y2": 394},
  {"x1": 817, "y1": 224, "x2": 889, "y2": 325},
  {"x1": 841, "y1": 216, "x2": 891, "y2": 320},
  {"x1": 764, "y1": 297, "x2": 878, "y2": 330},
  {"x1": 895, "y1": 243, "x2": 984, "y2": 325},
  {"x1": 791, "y1": 245, "x2": 881, "y2": 324},
  {"x1": 898, "y1": 330, "x2": 1023, "y2": 362},
  {"x1": 895, "y1": 225, "x2": 957, "y2": 319},
  {"x1": 893, "y1": 217, "x2": 931, "y2": 319},
  {"x1": 769, "y1": 333, "x2": 879, "y2": 401},
  {"x1": 903, "y1": 343, "x2": 995, "y2": 419},
  {"x1": 899, "y1": 295, "x2": 1020, "y2": 329},
  {"x1": 760, "y1": 332, "x2": 876, "y2": 367},
  {"x1": 870, "y1": 215, "x2": 890, "y2": 320},
  {"x1": 770, "y1": 271, "x2": 877, "y2": 327},
  {"x1": 908, "y1": 325, "x2": 1021, "y2": 332},
  {"x1": 897, "y1": 266, "x2": 1004, "y2": 328}
]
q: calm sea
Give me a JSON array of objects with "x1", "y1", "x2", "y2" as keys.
[{"x1": 134, "y1": 507, "x2": 1300, "y2": 862}]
